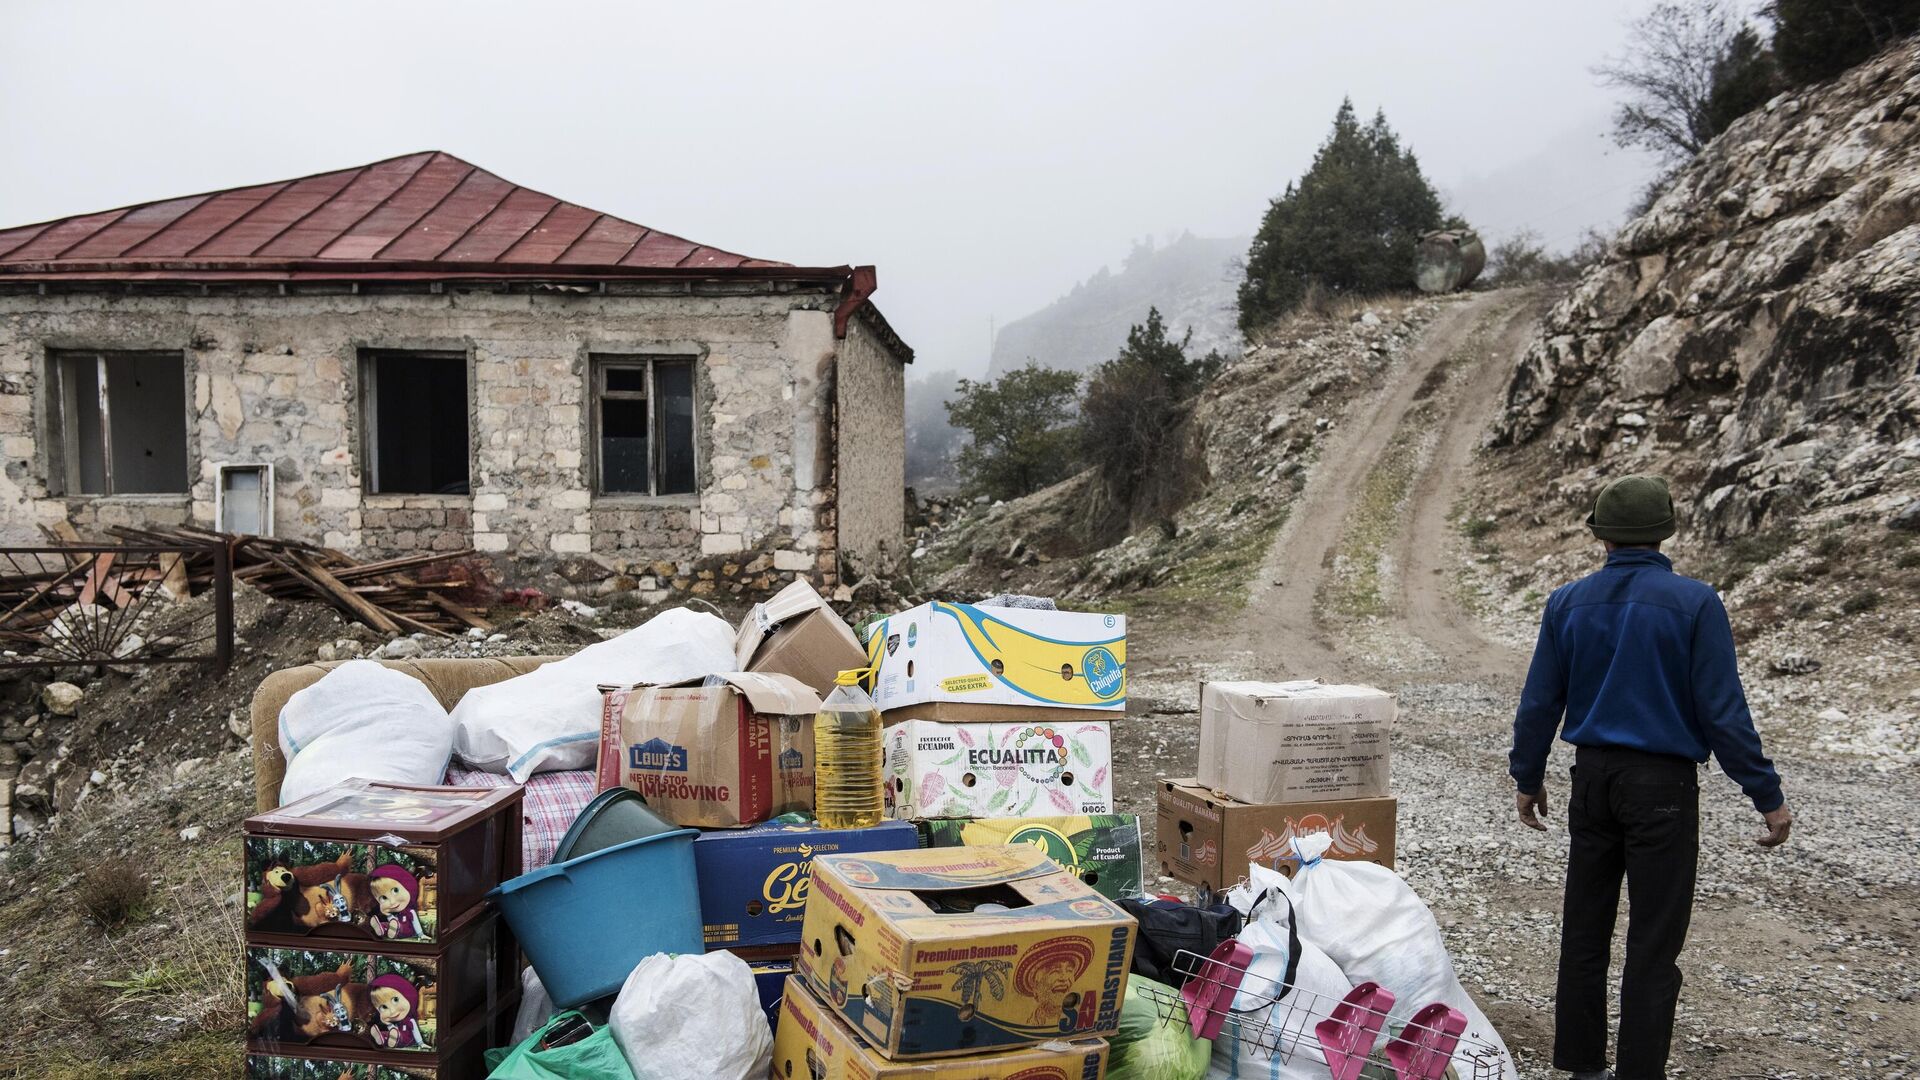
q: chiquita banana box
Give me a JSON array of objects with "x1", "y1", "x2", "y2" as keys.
[
  {"x1": 771, "y1": 976, "x2": 1109, "y2": 1079},
  {"x1": 794, "y1": 844, "x2": 1135, "y2": 1060},
  {"x1": 693, "y1": 819, "x2": 918, "y2": 949},
  {"x1": 864, "y1": 602, "x2": 1125, "y2": 718}
]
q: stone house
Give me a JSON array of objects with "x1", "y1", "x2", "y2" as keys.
[{"x1": 0, "y1": 152, "x2": 911, "y2": 596}]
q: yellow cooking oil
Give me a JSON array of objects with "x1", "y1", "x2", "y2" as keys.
[{"x1": 814, "y1": 669, "x2": 883, "y2": 829}]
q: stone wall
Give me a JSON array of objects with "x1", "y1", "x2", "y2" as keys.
[
  {"x1": 835, "y1": 311, "x2": 909, "y2": 571},
  {"x1": 0, "y1": 283, "x2": 905, "y2": 588}
]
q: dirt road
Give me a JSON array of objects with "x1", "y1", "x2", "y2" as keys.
[{"x1": 1111, "y1": 289, "x2": 1920, "y2": 1078}]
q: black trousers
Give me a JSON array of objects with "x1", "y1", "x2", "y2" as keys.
[{"x1": 1554, "y1": 745, "x2": 1700, "y2": 1080}]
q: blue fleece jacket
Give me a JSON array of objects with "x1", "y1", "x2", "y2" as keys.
[{"x1": 1510, "y1": 548, "x2": 1784, "y2": 812}]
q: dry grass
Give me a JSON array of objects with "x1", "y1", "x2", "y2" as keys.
[{"x1": 76, "y1": 855, "x2": 154, "y2": 932}]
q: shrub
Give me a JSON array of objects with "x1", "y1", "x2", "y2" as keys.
[
  {"x1": 1768, "y1": 0, "x2": 1920, "y2": 85},
  {"x1": 1484, "y1": 230, "x2": 1596, "y2": 286},
  {"x1": 77, "y1": 856, "x2": 153, "y2": 932},
  {"x1": 1840, "y1": 589, "x2": 1881, "y2": 615},
  {"x1": 1237, "y1": 100, "x2": 1445, "y2": 333},
  {"x1": 1080, "y1": 309, "x2": 1222, "y2": 511}
]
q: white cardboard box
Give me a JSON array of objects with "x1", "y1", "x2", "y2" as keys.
[
  {"x1": 1196, "y1": 680, "x2": 1393, "y2": 804},
  {"x1": 883, "y1": 718, "x2": 1114, "y2": 820},
  {"x1": 865, "y1": 601, "x2": 1126, "y2": 717}
]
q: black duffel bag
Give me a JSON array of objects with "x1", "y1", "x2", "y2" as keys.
[{"x1": 1117, "y1": 897, "x2": 1245, "y2": 988}]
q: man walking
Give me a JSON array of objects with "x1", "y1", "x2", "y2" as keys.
[{"x1": 1510, "y1": 475, "x2": 1792, "y2": 1080}]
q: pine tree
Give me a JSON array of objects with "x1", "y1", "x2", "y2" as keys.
[{"x1": 1237, "y1": 100, "x2": 1445, "y2": 334}]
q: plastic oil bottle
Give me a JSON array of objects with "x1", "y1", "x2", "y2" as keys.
[{"x1": 814, "y1": 669, "x2": 883, "y2": 829}]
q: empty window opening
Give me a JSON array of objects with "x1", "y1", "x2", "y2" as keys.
[
  {"x1": 593, "y1": 356, "x2": 698, "y2": 496},
  {"x1": 362, "y1": 351, "x2": 470, "y2": 495},
  {"x1": 49, "y1": 351, "x2": 189, "y2": 495}
]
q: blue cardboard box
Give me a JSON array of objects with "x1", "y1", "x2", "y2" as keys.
[
  {"x1": 750, "y1": 958, "x2": 792, "y2": 1031},
  {"x1": 693, "y1": 820, "x2": 918, "y2": 948}
]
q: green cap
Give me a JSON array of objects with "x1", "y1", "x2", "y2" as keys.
[{"x1": 1587, "y1": 474, "x2": 1676, "y2": 544}]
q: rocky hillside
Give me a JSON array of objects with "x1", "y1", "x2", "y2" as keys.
[
  {"x1": 1491, "y1": 37, "x2": 1920, "y2": 540},
  {"x1": 987, "y1": 232, "x2": 1245, "y2": 378}
]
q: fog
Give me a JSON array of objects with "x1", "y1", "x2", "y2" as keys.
[{"x1": 1, "y1": 1, "x2": 1663, "y2": 378}]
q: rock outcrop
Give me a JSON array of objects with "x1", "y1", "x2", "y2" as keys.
[{"x1": 1493, "y1": 38, "x2": 1920, "y2": 538}]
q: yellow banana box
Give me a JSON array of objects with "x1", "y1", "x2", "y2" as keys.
[
  {"x1": 771, "y1": 977, "x2": 1109, "y2": 1079},
  {"x1": 864, "y1": 602, "x2": 1126, "y2": 718},
  {"x1": 794, "y1": 845, "x2": 1135, "y2": 1060}
]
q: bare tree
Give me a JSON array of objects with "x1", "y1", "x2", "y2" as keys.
[{"x1": 1595, "y1": 1, "x2": 1747, "y2": 163}]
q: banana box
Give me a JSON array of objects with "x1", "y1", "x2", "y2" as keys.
[
  {"x1": 918, "y1": 815, "x2": 1145, "y2": 902},
  {"x1": 694, "y1": 820, "x2": 919, "y2": 949},
  {"x1": 864, "y1": 602, "x2": 1125, "y2": 720},
  {"x1": 794, "y1": 844, "x2": 1134, "y2": 1060},
  {"x1": 772, "y1": 977, "x2": 1109, "y2": 1079},
  {"x1": 884, "y1": 719, "x2": 1113, "y2": 821}
]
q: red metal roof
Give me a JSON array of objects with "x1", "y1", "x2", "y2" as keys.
[{"x1": 0, "y1": 151, "x2": 801, "y2": 280}]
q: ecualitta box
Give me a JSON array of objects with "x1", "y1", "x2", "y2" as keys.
[
  {"x1": 794, "y1": 844, "x2": 1135, "y2": 1060},
  {"x1": 694, "y1": 820, "x2": 919, "y2": 949},
  {"x1": 772, "y1": 977, "x2": 1109, "y2": 1080},
  {"x1": 918, "y1": 815, "x2": 1145, "y2": 902},
  {"x1": 865, "y1": 602, "x2": 1126, "y2": 720},
  {"x1": 884, "y1": 719, "x2": 1113, "y2": 820}
]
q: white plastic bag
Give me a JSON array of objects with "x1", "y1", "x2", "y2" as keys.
[
  {"x1": 509, "y1": 964, "x2": 555, "y2": 1046},
  {"x1": 1285, "y1": 833, "x2": 1517, "y2": 1079},
  {"x1": 609, "y1": 950, "x2": 771, "y2": 1080},
  {"x1": 278, "y1": 660, "x2": 454, "y2": 804},
  {"x1": 452, "y1": 608, "x2": 734, "y2": 780},
  {"x1": 1208, "y1": 864, "x2": 1351, "y2": 1080}
]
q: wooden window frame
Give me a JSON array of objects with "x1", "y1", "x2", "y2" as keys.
[
  {"x1": 47, "y1": 349, "x2": 190, "y2": 496},
  {"x1": 590, "y1": 355, "x2": 699, "y2": 498}
]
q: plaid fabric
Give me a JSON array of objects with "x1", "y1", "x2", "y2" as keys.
[{"x1": 445, "y1": 764, "x2": 597, "y2": 872}]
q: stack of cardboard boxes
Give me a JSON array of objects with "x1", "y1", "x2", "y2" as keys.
[
  {"x1": 1157, "y1": 680, "x2": 1398, "y2": 893},
  {"x1": 240, "y1": 781, "x2": 524, "y2": 1079},
  {"x1": 774, "y1": 844, "x2": 1131, "y2": 1078},
  {"x1": 867, "y1": 601, "x2": 1148, "y2": 901}
]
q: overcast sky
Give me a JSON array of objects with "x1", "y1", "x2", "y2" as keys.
[{"x1": 2, "y1": 1, "x2": 1663, "y2": 378}]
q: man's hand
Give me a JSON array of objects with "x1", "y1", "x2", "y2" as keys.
[
  {"x1": 1757, "y1": 805, "x2": 1793, "y2": 847},
  {"x1": 1516, "y1": 788, "x2": 1549, "y2": 831}
]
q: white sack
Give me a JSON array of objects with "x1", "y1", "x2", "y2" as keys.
[
  {"x1": 279, "y1": 660, "x2": 454, "y2": 804},
  {"x1": 609, "y1": 950, "x2": 772, "y2": 1080},
  {"x1": 452, "y1": 608, "x2": 734, "y2": 780},
  {"x1": 509, "y1": 964, "x2": 555, "y2": 1046},
  {"x1": 1285, "y1": 833, "x2": 1517, "y2": 1080},
  {"x1": 1208, "y1": 864, "x2": 1351, "y2": 1080}
]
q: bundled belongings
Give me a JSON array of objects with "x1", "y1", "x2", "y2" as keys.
[
  {"x1": 1155, "y1": 778, "x2": 1396, "y2": 893},
  {"x1": 734, "y1": 577, "x2": 868, "y2": 695},
  {"x1": 795, "y1": 844, "x2": 1136, "y2": 1059},
  {"x1": 1107, "y1": 976, "x2": 1212, "y2": 1080},
  {"x1": 772, "y1": 976, "x2": 1111, "y2": 1079},
  {"x1": 452, "y1": 607, "x2": 735, "y2": 780},
  {"x1": 276, "y1": 660, "x2": 456, "y2": 805},
  {"x1": 1205, "y1": 863, "x2": 1354, "y2": 1079},
  {"x1": 1282, "y1": 833, "x2": 1518, "y2": 1079},
  {"x1": 864, "y1": 600, "x2": 1126, "y2": 720},
  {"x1": 919, "y1": 814, "x2": 1147, "y2": 901},
  {"x1": 595, "y1": 671, "x2": 820, "y2": 828},
  {"x1": 608, "y1": 951, "x2": 773, "y2": 1080},
  {"x1": 1196, "y1": 680, "x2": 1393, "y2": 804},
  {"x1": 242, "y1": 780, "x2": 523, "y2": 1078},
  {"x1": 884, "y1": 718, "x2": 1114, "y2": 819},
  {"x1": 1117, "y1": 897, "x2": 1244, "y2": 991}
]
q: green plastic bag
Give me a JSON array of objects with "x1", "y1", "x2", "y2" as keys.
[
  {"x1": 484, "y1": 1011, "x2": 635, "y2": 1079},
  {"x1": 1108, "y1": 977, "x2": 1213, "y2": 1080}
]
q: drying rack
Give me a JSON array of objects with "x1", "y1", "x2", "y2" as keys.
[{"x1": 1135, "y1": 948, "x2": 1510, "y2": 1080}]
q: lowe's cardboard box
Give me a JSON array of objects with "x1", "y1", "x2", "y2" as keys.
[
  {"x1": 1155, "y1": 778, "x2": 1396, "y2": 893},
  {"x1": 1196, "y1": 680, "x2": 1393, "y2": 804},
  {"x1": 735, "y1": 578, "x2": 868, "y2": 697},
  {"x1": 772, "y1": 977, "x2": 1110, "y2": 1079},
  {"x1": 865, "y1": 601, "x2": 1125, "y2": 720},
  {"x1": 596, "y1": 673, "x2": 820, "y2": 828},
  {"x1": 918, "y1": 815, "x2": 1146, "y2": 902},
  {"x1": 884, "y1": 719, "x2": 1113, "y2": 820},
  {"x1": 794, "y1": 845, "x2": 1135, "y2": 1060},
  {"x1": 695, "y1": 819, "x2": 918, "y2": 949}
]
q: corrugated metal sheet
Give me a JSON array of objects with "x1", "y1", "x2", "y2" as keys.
[{"x1": 0, "y1": 151, "x2": 791, "y2": 279}]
